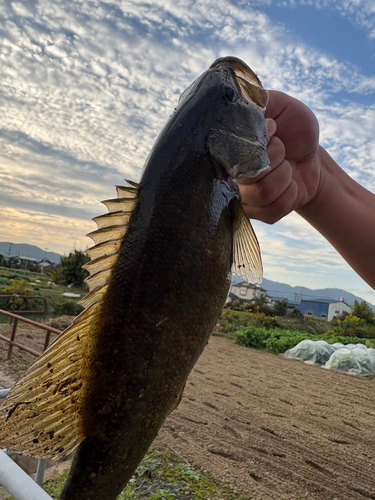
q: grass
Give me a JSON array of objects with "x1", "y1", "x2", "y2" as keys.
[{"x1": 16, "y1": 449, "x2": 253, "y2": 500}]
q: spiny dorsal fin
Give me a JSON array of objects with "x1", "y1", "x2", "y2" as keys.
[
  {"x1": 231, "y1": 199, "x2": 263, "y2": 284},
  {"x1": 0, "y1": 180, "x2": 140, "y2": 460}
]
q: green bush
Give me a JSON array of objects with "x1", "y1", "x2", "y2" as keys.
[
  {"x1": 265, "y1": 330, "x2": 314, "y2": 353},
  {"x1": 2, "y1": 279, "x2": 32, "y2": 295},
  {"x1": 54, "y1": 299, "x2": 83, "y2": 317},
  {"x1": 219, "y1": 309, "x2": 281, "y2": 333},
  {"x1": 234, "y1": 326, "x2": 271, "y2": 349},
  {"x1": 234, "y1": 326, "x2": 375, "y2": 355}
]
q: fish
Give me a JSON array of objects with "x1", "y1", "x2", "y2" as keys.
[{"x1": 0, "y1": 56, "x2": 269, "y2": 499}]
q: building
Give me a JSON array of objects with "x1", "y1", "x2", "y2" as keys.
[
  {"x1": 39, "y1": 261, "x2": 54, "y2": 274},
  {"x1": 229, "y1": 281, "x2": 268, "y2": 304},
  {"x1": 268, "y1": 296, "x2": 300, "y2": 312},
  {"x1": 299, "y1": 298, "x2": 352, "y2": 321}
]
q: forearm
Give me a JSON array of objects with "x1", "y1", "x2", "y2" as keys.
[{"x1": 298, "y1": 147, "x2": 375, "y2": 289}]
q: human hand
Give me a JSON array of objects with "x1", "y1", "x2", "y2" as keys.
[{"x1": 238, "y1": 90, "x2": 322, "y2": 223}]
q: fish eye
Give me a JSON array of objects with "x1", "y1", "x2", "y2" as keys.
[{"x1": 223, "y1": 85, "x2": 237, "y2": 103}]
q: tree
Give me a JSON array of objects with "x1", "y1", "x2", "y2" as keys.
[
  {"x1": 274, "y1": 299, "x2": 288, "y2": 317},
  {"x1": 352, "y1": 300, "x2": 374, "y2": 324},
  {"x1": 51, "y1": 250, "x2": 89, "y2": 286}
]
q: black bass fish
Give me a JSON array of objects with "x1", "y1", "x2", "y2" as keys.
[{"x1": 0, "y1": 56, "x2": 269, "y2": 499}]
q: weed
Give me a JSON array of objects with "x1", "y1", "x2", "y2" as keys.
[{"x1": 26, "y1": 448, "x2": 251, "y2": 500}]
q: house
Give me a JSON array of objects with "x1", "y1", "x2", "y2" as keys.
[
  {"x1": 229, "y1": 281, "x2": 268, "y2": 304},
  {"x1": 39, "y1": 261, "x2": 54, "y2": 274},
  {"x1": 299, "y1": 298, "x2": 352, "y2": 321}
]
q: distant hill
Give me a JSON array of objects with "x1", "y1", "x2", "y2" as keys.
[
  {"x1": 232, "y1": 275, "x2": 375, "y2": 311},
  {"x1": 0, "y1": 242, "x2": 61, "y2": 265}
]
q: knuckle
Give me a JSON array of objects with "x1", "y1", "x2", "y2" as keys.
[
  {"x1": 253, "y1": 175, "x2": 275, "y2": 205},
  {"x1": 267, "y1": 136, "x2": 286, "y2": 167}
]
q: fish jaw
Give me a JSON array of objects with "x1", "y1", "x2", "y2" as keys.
[{"x1": 207, "y1": 128, "x2": 270, "y2": 179}]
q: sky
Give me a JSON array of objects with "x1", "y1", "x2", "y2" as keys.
[{"x1": 1, "y1": 0, "x2": 375, "y2": 302}]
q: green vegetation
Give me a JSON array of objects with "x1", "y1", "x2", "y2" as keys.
[
  {"x1": 8, "y1": 450, "x2": 251, "y2": 500},
  {"x1": 0, "y1": 268, "x2": 85, "y2": 320},
  {"x1": 218, "y1": 308, "x2": 375, "y2": 354},
  {"x1": 51, "y1": 250, "x2": 89, "y2": 286},
  {"x1": 273, "y1": 298, "x2": 288, "y2": 317},
  {"x1": 352, "y1": 299, "x2": 375, "y2": 324}
]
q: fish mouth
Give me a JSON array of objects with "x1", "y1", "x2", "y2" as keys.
[
  {"x1": 218, "y1": 161, "x2": 240, "y2": 193},
  {"x1": 209, "y1": 130, "x2": 270, "y2": 181}
]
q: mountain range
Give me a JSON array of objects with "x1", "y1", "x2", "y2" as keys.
[{"x1": 0, "y1": 242, "x2": 62, "y2": 265}]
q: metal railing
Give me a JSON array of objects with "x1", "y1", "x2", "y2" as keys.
[
  {"x1": 0, "y1": 312, "x2": 61, "y2": 498},
  {"x1": 0, "y1": 310, "x2": 62, "y2": 360}
]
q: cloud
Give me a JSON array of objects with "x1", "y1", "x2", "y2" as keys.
[
  {"x1": 0, "y1": 0, "x2": 374, "y2": 295},
  {"x1": 0, "y1": 206, "x2": 92, "y2": 254}
]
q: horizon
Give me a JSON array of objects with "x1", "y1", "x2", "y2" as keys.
[
  {"x1": 1, "y1": 1, "x2": 375, "y2": 303},
  {"x1": 1, "y1": 240, "x2": 374, "y2": 309}
]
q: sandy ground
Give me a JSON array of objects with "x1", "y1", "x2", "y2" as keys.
[{"x1": 1, "y1": 330, "x2": 375, "y2": 499}]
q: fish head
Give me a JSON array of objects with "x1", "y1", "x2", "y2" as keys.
[{"x1": 197, "y1": 56, "x2": 270, "y2": 180}]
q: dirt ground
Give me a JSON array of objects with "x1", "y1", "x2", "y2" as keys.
[
  {"x1": 156, "y1": 336, "x2": 375, "y2": 500},
  {"x1": 1, "y1": 330, "x2": 375, "y2": 499}
]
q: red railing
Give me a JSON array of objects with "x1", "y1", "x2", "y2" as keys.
[
  {"x1": 0, "y1": 295, "x2": 48, "y2": 323},
  {"x1": 0, "y1": 309, "x2": 62, "y2": 360}
]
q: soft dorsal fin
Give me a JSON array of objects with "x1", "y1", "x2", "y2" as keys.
[
  {"x1": 231, "y1": 199, "x2": 263, "y2": 284},
  {"x1": 0, "y1": 180, "x2": 140, "y2": 460}
]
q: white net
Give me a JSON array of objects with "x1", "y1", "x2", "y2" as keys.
[{"x1": 283, "y1": 340, "x2": 375, "y2": 376}]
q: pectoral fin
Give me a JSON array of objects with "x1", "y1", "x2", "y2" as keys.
[{"x1": 231, "y1": 199, "x2": 263, "y2": 284}]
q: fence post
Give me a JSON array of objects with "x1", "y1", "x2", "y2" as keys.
[
  {"x1": 43, "y1": 330, "x2": 51, "y2": 352},
  {"x1": 35, "y1": 459, "x2": 48, "y2": 486},
  {"x1": 7, "y1": 317, "x2": 18, "y2": 360}
]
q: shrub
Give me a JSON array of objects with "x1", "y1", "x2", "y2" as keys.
[
  {"x1": 334, "y1": 314, "x2": 367, "y2": 337},
  {"x1": 54, "y1": 299, "x2": 83, "y2": 317},
  {"x1": 234, "y1": 326, "x2": 272, "y2": 349},
  {"x1": 3, "y1": 279, "x2": 32, "y2": 295},
  {"x1": 265, "y1": 330, "x2": 314, "y2": 353},
  {"x1": 273, "y1": 299, "x2": 288, "y2": 317},
  {"x1": 352, "y1": 300, "x2": 375, "y2": 324}
]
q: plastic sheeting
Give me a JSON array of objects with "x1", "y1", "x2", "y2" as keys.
[
  {"x1": 324, "y1": 346, "x2": 375, "y2": 375},
  {"x1": 283, "y1": 340, "x2": 375, "y2": 376},
  {"x1": 283, "y1": 340, "x2": 335, "y2": 365}
]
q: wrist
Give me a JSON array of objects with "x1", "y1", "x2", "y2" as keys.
[{"x1": 297, "y1": 146, "x2": 341, "y2": 222}]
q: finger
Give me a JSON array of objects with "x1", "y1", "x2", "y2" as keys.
[
  {"x1": 238, "y1": 135, "x2": 286, "y2": 186},
  {"x1": 243, "y1": 179, "x2": 299, "y2": 223},
  {"x1": 240, "y1": 159, "x2": 293, "y2": 208},
  {"x1": 265, "y1": 118, "x2": 276, "y2": 142}
]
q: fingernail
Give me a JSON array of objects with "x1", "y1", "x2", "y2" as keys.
[{"x1": 265, "y1": 119, "x2": 277, "y2": 142}]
